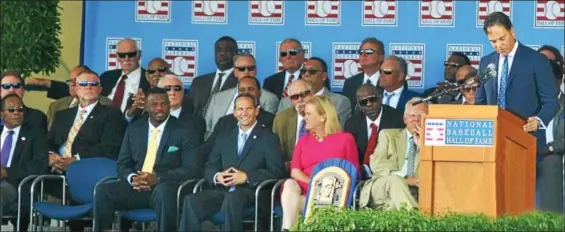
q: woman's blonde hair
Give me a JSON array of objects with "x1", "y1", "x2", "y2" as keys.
[{"x1": 305, "y1": 95, "x2": 341, "y2": 136}]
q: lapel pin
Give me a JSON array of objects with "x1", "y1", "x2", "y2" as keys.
[
  {"x1": 253, "y1": 135, "x2": 257, "y2": 140},
  {"x1": 21, "y1": 137, "x2": 26, "y2": 141},
  {"x1": 89, "y1": 116, "x2": 94, "y2": 119}
]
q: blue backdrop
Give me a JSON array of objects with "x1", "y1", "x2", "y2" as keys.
[{"x1": 83, "y1": 0, "x2": 564, "y2": 92}]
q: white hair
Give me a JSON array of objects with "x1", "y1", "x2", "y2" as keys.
[
  {"x1": 404, "y1": 97, "x2": 428, "y2": 114},
  {"x1": 157, "y1": 74, "x2": 183, "y2": 88}
]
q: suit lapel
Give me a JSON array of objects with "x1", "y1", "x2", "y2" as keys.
[
  {"x1": 155, "y1": 119, "x2": 173, "y2": 164},
  {"x1": 225, "y1": 129, "x2": 239, "y2": 167},
  {"x1": 221, "y1": 73, "x2": 238, "y2": 91},
  {"x1": 137, "y1": 121, "x2": 149, "y2": 162},
  {"x1": 61, "y1": 109, "x2": 77, "y2": 138},
  {"x1": 359, "y1": 115, "x2": 369, "y2": 151},
  {"x1": 77, "y1": 103, "x2": 101, "y2": 135},
  {"x1": 488, "y1": 53, "x2": 500, "y2": 104},
  {"x1": 237, "y1": 125, "x2": 260, "y2": 166},
  {"x1": 395, "y1": 129, "x2": 407, "y2": 169},
  {"x1": 507, "y1": 43, "x2": 523, "y2": 87},
  {"x1": 220, "y1": 88, "x2": 237, "y2": 114},
  {"x1": 11, "y1": 127, "x2": 27, "y2": 166}
]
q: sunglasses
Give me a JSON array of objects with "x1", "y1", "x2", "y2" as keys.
[
  {"x1": 300, "y1": 68, "x2": 320, "y2": 75},
  {"x1": 462, "y1": 86, "x2": 478, "y2": 92},
  {"x1": 380, "y1": 68, "x2": 394, "y2": 75},
  {"x1": 358, "y1": 95, "x2": 378, "y2": 107},
  {"x1": 1, "y1": 83, "x2": 22, "y2": 90},
  {"x1": 163, "y1": 85, "x2": 182, "y2": 92},
  {"x1": 444, "y1": 61, "x2": 460, "y2": 68},
  {"x1": 147, "y1": 67, "x2": 168, "y2": 74},
  {"x1": 359, "y1": 49, "x2": 377, "y2": 56},
  {"x1": 5, "y1": 106, "x2": 24, "y2": 113},
  {"x1": 289, "y1": 90, "x2": 311, "y2": 101},
  {"x1": 235, "y1": 66, "x2": 256, "y2": 72},
  {"x1": 280, "y1": 49, "x2": 301, "y2": 57},
  {"x1": 77, "y1": 81, "x2": 100, "y2": 87},
  {"x1": 116, "y1": 51, "x2": 138, "y2": 58}
]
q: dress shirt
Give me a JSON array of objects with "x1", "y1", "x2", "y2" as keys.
[
  {"x1": 497, "y1": 41, "x2": 518, "y2": 95},
  {"x1": 210, "y1": 68, "x2": 234, "y2": 94},
  {"x1": 315, "y1": 88, "x2": 325, "y2": 96},
  {"x1": 283, "y1": 69, "x2": 301, "y2": 93},
  {"x1": 108, "y1": 67, "x2": 142, "y2": 112},
  {"x1": 382, "y1": 86, "x2": 404, "y2": 109},
  {"x1": 213, "y1": 121, "x2": 257, "y2": 185},
  {"x1": 364, "y1": 71, "x2": 380, "y2": 87},
  {"x1": 57, "y1": 101, "x2": 98, "y2": 159},
  {"x1": 366, "y1": 108, "x2": 383, "y2": 139},
  {"x1": 392, "y1": 130, "x2": 414, "y2": 178},
  {"x1": 295, "y1": 113, "x2": 305, "y2": 145},
  {"x1": 1, "y1": 126, "x2": 21, "y2": 168},
  {"x1": 170, "y1": 106, "x2": 182, "y2": 118},
  {"x1": 461, "y1": 96, "x2": 467, "y2": 105}
]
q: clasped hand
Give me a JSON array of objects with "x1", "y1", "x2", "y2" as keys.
[
  {"x1": 132, "y1": 171, "x2": 157, "y2": 192},
  {"x1": 216, "y1": 167, "x2": 247, "y2": 187},
  {"x1": 48, "y1": 153, "x2": 76, "y2": 171}
]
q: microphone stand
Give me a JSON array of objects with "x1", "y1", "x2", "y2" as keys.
[{"x1": 412, "y1": 85, "x2": 461, "y2": 106}]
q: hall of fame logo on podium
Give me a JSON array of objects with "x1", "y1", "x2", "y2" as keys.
[
  {"x1": 424, "y1": 119, "x2": 494, "y2": 147},
  {"x1": 304, "y1": 166, "x2": 352, "y2": 223},
  {"x1": 249, "y1": 0, "x2": 284, "y2": 25},
  {"x1": 332, "y1": 42, "x2": 362, "y2": 89},
  {"x1": 419, "y1": 0, "x2": 454, "y2": 27},
  {"x1": 106, "y1": 38, "x2": 142, "y2": 71},
  {"x1": 305, "y1": 0, "x2": 341, "y2": 26},
  {"x1": 477, "y1": 0, "x2": 512, "y2": 27},
  {"x1": 162, "y1": 39, "x2": 198, "y2": 86},
  {"x1": 534, "y1": 0, "x2": 564, "y2": 28},
  {"x1": 192, "y1": 0, "x2": 227, "y2": 24},
  {"x1": 390, "y1": 43, "x2": 425, "y2": 88},
  {"x1": 362, "y1": 0, "x2": 398, "y2": 27},
  {"x1": 237, "y1": 41, "x2": 256, "y2": 56},
  {"x1": 276, "y1": 41, "x2": 311, "y2": 72},
  {"x1": 446, "y1": 44, "x2": 483, "y2": 69},
  {"x1": 135, "y1": 0, "x2": 171, "y2": 22}
]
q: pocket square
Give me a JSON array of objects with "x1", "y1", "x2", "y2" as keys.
[{"x1": 167, "y1": 146, "x2": 179, "y2": 152}]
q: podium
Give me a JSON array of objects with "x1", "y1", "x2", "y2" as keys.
[{"x1": 419, "y1": 105, "x2": 536, "y2": 217}]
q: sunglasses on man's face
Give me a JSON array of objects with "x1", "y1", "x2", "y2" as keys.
[
  {"x1": 462, "y1": 86, "x2": 478, "y2": 92},
  {"x1": 359, "y1": 49, "x2": 377, "y2": 56},
  {"x1": 444, "y1": 61, "x2": 460, "y2": 68},
  {"x1": 147, "y1": 67, "x2": 168, "y2": 74},
  {"x1": 235, "y1": 66, "x2": 256, "y2": 72},
  {"x1": 117, "y1": 51, "x2": 138, "y2": 59},
  {"x1": 280, "y1": 49, "x2": 301, "y2": 57},
  {"x1": 163, "y1": 85, "x2": 182, "y2": 92},
  {"x1": 1, "y1": 83, "x2": 22, "y2": 90},
  {"x1": 380, "y1": 68, "x2": 394, "y2": 75},
  {"x1": 77, "y1": 81, "x2": 100, "y2": 87},
  {"x1": 300, "y1": 68, "x2": 320, "y2": 75},
  {"x1": 358, "y1": 95, "x2": 378, "y2": 107},
  {"x1": 5, "y1": 106, "x2": 24, "y2": 113},
  {"x1": 289, "y1": 90, "x2": 311, "y2": 101}
]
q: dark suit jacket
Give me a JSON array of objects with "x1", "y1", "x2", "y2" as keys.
[
  {"x1": 117, "y1": 116, "x2": 201, "y2": 182},
  {"x1": 47, "y1": 80, "x2": 71, "y2": 100},
  {"x1": 344, "y1": 105, "x2": 405, "y2": 163},
  {"x1": 186, "y1": 71, "x2": 238, "y2": 116},
  {"x1": 476, "y1": 42, "x2": 560, "y2": 150},
  {"x1": 47, "y1": 103, "x2": 126, "y2": 160},
  {"x1": 23, "y1": 107, "x2": 47, "y2": 133},
  {"x1": 3, "y1": 125, "x2": 49, "y2": 188},
  {"x1": 204, "y1": 123, "x2": 285, "y2": 189},
  {"x1": 395, "y1": 88, "x2": 421, "y2": 114}
]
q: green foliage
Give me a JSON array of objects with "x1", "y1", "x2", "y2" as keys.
[
  {"x1": 0, "y1": 0, "x2": 62, "y2": 77},
  {"x1": 295, "y1": 207, "x2": 565, "y2": 231}
]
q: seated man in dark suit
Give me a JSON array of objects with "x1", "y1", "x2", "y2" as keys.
[
  {"x1": 0, "y1": 94, "x2": 48, "y2": 231},
  {"x1": 1, "y1": 71, "x2": 47, "y2": 132},
  {"x1": 94, "y1": 88, "x2": 201, "y2": 232},
  {"x1": 179, "y1": 93, "x2": 286, "y2": 231},
  {"x1": 449, "y1": 66, "x2": 479, "y2": 105}
]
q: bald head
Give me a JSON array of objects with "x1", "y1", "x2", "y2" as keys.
[
  {"x1": 288, "y1": 79, "x2": 311, "y2": 96},
  {"x1": 455, "y1": 65, "x2": 477, "y2": 83}
]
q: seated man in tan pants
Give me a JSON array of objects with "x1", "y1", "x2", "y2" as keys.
[{"x1": 358, "y1": 97, "x2": 428, "y2": 210}]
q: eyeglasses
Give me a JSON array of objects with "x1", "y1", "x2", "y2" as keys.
[
  {"x1": 163, "y1": 85, "x2": 182, "y2": 92},
  {"x1": 5, "y1": 106, "x2": 24, "y2": 113},
  {"x1": 147, "y1": 67, "x2": 168, "y2": 74},
  {"x1": 116, "y1": 51, "x2": 138, "y2": 58},
  {"x1": 444, "y1": 61, "x2": 460, "y2": 68},
  {"x1": 1, "y1": 83, "x2": 22, "y2": 90},
  {"x1": 77, "y1": 81, "x2": 100, "y2": 87},
  {"x1": 235, "y1": 66, "x2": 256, "y2": 72},
  {"x1": 280, "y1": 49, "x2": 301, "y2": 57},
  {"x1": 358, "y1": 95, "x2": 378, "y2": 107},
  {"x1": 359, "y1": 49, "x2": 377, "y2": 56},
  {"x1": 289, "y1": 90, "x2": 311, "y2": 101},
  {"x1": 300, "y1": 68, "x2": 320, "y2": 75},
  {"x1": 380, "y1": 68, "x2": 394, "y2": 75},
  {"x1": 462, "y1": 86, "x2": 478, "y2": 92}
]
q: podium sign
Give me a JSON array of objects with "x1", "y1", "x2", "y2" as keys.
[{"x1": 424, "y1": 119, "x2": 495, "y2": 147}]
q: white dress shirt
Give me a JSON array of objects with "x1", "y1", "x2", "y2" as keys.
[
  {"x1": 364, "y1": 71, "x2": 380, "y2": 86},
  {"x1": 210, "y1": 68, "x2": 234, "y2": 94},
  {"x1": 57, "y1": 101, "x2": 98, "y2": 159},
  {"x1": 170, "y1": 106, "x2": 182, "y2": 118},
  {"x1": 366, "y1": 108, "x2": 383, "y2": 139},
  {"x1": 283, "y1": 69, "x2": 301, "y2": 93},
  {"x1": 295, "y1": 114, "x2": 305, "y2": 145},
  {"x1": 108, "y1": 67, "x2": 142, "y2": 112},
  {"x1": 392, "y1": 130, "x2": 414, "y2": 178},
  {"x1": 382, "y1": 86, "x2": 404, "y2": 109},
  {"x1": 1, "y1": 125, "x2": 21, "y2": 168},
  {"x1": 497, "y1": 41, "x2": 518, "y2": 95}
]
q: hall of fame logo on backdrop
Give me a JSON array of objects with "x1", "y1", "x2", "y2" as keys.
[
  {"x1": 237, "y1": 41, "x2": 256, "y2": 56},
  {"x1": 305, "y1": 0, "x2": 341, "y2": 26},
  {"x1": 276, "y1": 41, "x2": 311, "y2": 72},
  {"x1": 192, "y1": 0, "x2": 227, "y2": 24},
  {"x1": 389, "y1": 43, "x2": 425, "y2": 88},
  {"x1": 534, "y1": 0, "x2": 564, "y2": 28},
  {"x1": 446, "y1": 44, "x2": 483, "y2": 69},
  {"x1": 477, "y1": 0, "x2": 512, "y2": 27},
  {"x1": 135, "y1": 0, "x2": 171, "y2": 22},
  {"x1": 106, "y1": 38, "x2": 142, "y2": 71},
  {"x1": 249, "y1": 0, "x2": 284, "y2": 25},
  {"x1": 362, "y1": 0, "x2": 398, "y2": 26},
  {"x1": 162, "y1": 39, "x2": 198, "y2": 86},
  {"x1": 528, "y1": 44, "x2": 541, "y2": 50},
  {"x1": 419, "y1": 0, "x2": 454, "y2": 27},
  {"x1": 332, "y1": 42, "x2": 362, "y2": 88}
]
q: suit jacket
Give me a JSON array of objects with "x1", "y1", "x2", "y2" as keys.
[
  {"x1": 476, "y1": 42, "x2": 560, "y2": 150},
  {"x1": 277, "y1": 87, "x2": 352, "y2": 127},
  {"x1": 552, "y1": 107, "x2": 564, "y2": 154},
  {"x1": 117, "y1": 116, "x2": 201, "y2": 182},
  {"x1": 394, "y1": 88, "x2": 421, "y2": 114},
  {"x1": 47, "y1": 103, "x2": 126, "y2": 160},
  {"x1": 204, "y1": 123, "x2": 285, "y2": 189},
  {"x1": 3, "y1": 125, "x2": 49, "y2": 188},
  {"x1": 23, "y1": 107, "x2": 47, "y2": 133},
  {"x1": 204, "y1": 87, "x2": 279, "y2": 138},
  {"x1": 47, "y1": 80, "x2": 71, "y2": 100},
  {"x1": 344, "y1": 105, "x2": 405, "y2": 163},
  {"x1": 264, "y1": 71, "x2": 300, "y2": 99},
  {"x1": 272, "y1": 107, "x2": 299, "y2": 161},
  {"x1": 186, "y1": 71, "x2": 238, "y2": 116},
  {"x1": 46, "y1": 96, "x2": 112, "y2": 129}
]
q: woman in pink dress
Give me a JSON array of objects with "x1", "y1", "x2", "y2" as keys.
[{"x1": 280, "y1": 95, "x2": 359, "y2": 231}]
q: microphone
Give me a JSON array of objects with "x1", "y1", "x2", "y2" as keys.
[{"x1": 477, "y1": 63, "x2": 497, "y2": 83}]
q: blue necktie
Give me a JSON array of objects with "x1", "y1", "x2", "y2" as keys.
[
  {"x1": 237, "y1": 133, "x2": 248, "y2": 157},
  {"x1": 1, "y1": 130, "x2": 14, "y2": 167},
  {"x1": 498, "y1": 56, "x2": 509, "y2": 109},
  {"x1": 384, "y1": 92, "x2": 395, "y2": 106},
  {"x1": 298, "y1": 119, "x2": 308, "y2": 139},
  {"x1": 406, "y1": 136, "x2": 417, "y2": 177}
]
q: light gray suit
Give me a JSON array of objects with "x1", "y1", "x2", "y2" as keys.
[
  {"x1": 204, "y1": 87, "x2": 279, "y2": 138},
  {"x1": 277, "y1": 87, "x2": 352, "y2": 127}
]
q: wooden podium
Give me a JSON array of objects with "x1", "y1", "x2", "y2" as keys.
[{"x1": 419, "y1": 105, "x2": 536, "y2": 217}]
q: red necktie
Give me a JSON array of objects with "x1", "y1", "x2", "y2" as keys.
[
  {"x1": 112, "y1": 75, "x2": 128, "y2": 109},
  {"x1": 281, "y1": 74, "x2": 295, "y2": 98},
  {"x1": 363, "y1": 123, "x2": 378, "y2": 165}
]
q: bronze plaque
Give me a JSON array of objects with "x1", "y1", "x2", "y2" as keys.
[{"x1": 304, "y1": 166, "x2": 352, "y2": 223}]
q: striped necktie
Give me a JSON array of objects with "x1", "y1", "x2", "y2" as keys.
[{"x1": 62, "y1": 110, "x2": 87, "y2": 158}]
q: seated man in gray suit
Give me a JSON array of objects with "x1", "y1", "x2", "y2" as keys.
[
  {"x1": 204, "y1": 52, "x2": 278, "y2": 138},
  {"x1": 277, "y1": 57, "x2": 351, "y2": 127}
]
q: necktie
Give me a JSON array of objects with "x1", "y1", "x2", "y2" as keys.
[
  {"x1": 406, "y1": 136, "x2": 417, "y2": 177},
  {"x1": 384, "y1": 92, "x2": 395, "y2": 106},
  {"x1": 202, "y1": 72, "x2": 225, "y2": 116},
  {"x1": 298, "y1": 119, "x2": 308, "y2": 139},
  {"x1": 282, "y1": 75, "x2": 295, "y2": 98},
  {"x1": 112, "y1": 75, "x2": 128, "y2": 109},
  {"x1": 366, "y1": 79, "x2": 373, "y2": 85},
  {"x1": 142, "y1": 129, "x2": 160, "y2": 173},
  {"x1": 1, "y1": 130, "x2": 14, "y2": 167},
  {"x1": 363, "y1": 124, "x2": 378, "y2": 165},
  {"x1": 69, "y1": 98, "x2": 79, "y2": 108},
  {"x1": 62, "y1": 110, "x2": 87, "y2": 158},
  {"x1": 498, "y1": 56, "x2": 508, "y2": 109},
  {"x1": 237, "y1": 133, "x2": 248, "y2": 156}
]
